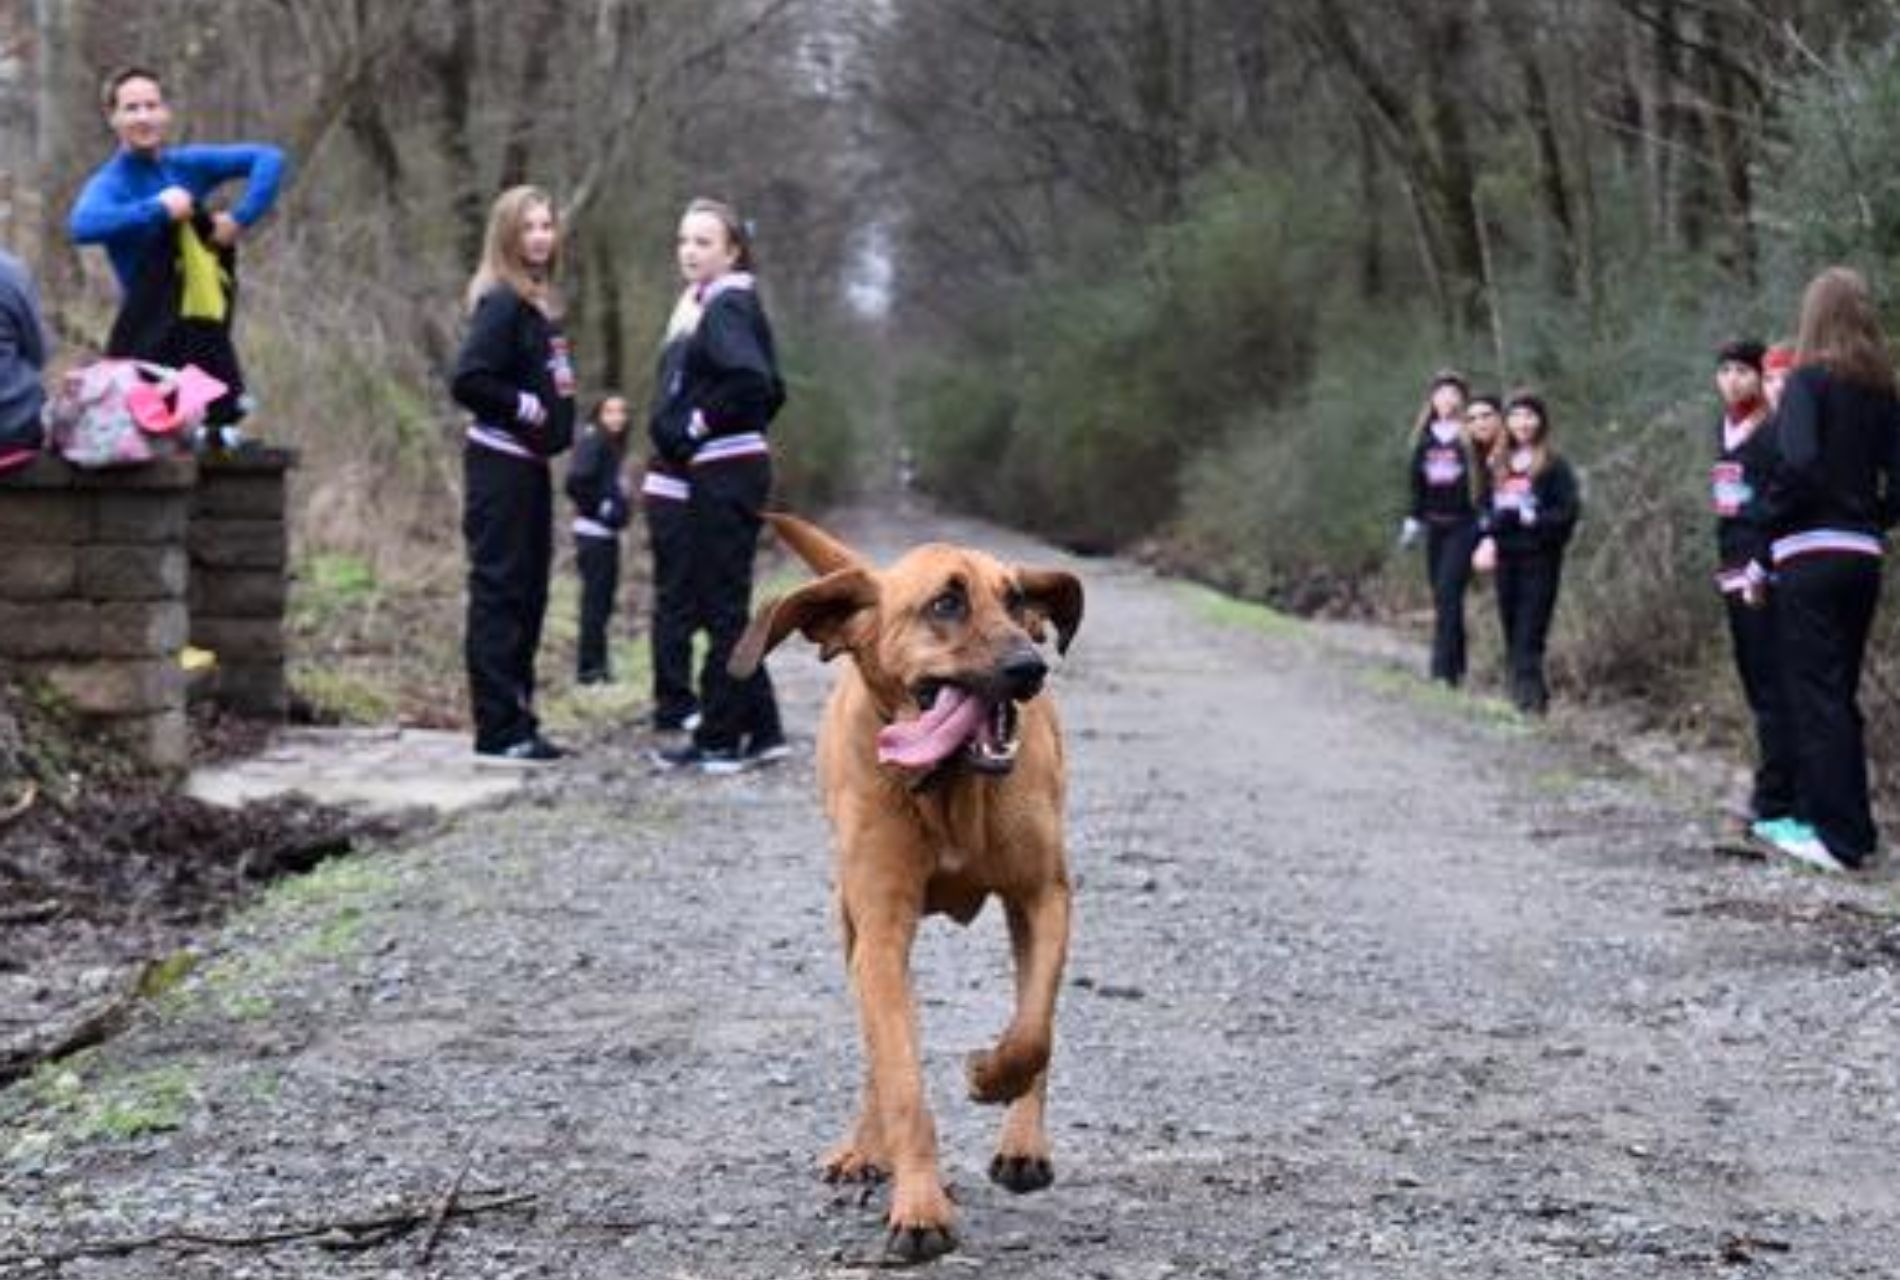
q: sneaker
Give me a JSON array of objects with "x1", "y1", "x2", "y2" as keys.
[
  {"x1": 577, "y1": 668, "x2": 613, "y2": 686},
  {"x1": 654, "y1": 710, "x2": 704, "y2": 734},
  {"x1": 745, "y1": 735, "x2": 791, "y2": 766},
  {"x1": 476, "y1": 736, "x2": 565, "y2": 766},
  {"x1": 649, "y1": 742, "x2": 749, "y2": 775},
  {"x1": 1749, "y1": 817, "x2": 1801, "y2": 844},
  {"x1": 1770, "y1": 824, "x2": 1847, "y2": 874}
]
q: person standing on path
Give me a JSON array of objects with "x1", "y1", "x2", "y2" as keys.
[
  {"x1": 0, "y1": 247, "x2": 50, "y2": 473},
  {"x1": 1472, "y1": 391, "x2": 1580, "y2": 714},
  {"x1": 641, "y1": 284, "x2": 705, "y2": 734},
  {"x1": 1706, "y1": 340, "x2": 1801, "y2": 846},
  {"x1": 567, "y1": 394, "x2": 633, "y2": 685},
  {"x1": 1753, "y1": 267, "x2": 1900, "y2": 873},
  {"x1": 1400, "y1": 369, "x2": 1481, "y2": 687},
  {"x1": 450, "y1": 185, "x2": 577, "y2": 765},
  {"x1": 649, "y1": 199, "x2": 788, "y2": 775}
]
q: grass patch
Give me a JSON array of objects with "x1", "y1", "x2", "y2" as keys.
[
  {"x1": 1356, "y1": 665, "x2": 1532, "y2": 734},
  {"x1": 289, "y1": 663, "x2": 397, "y2": 723},
  {"x1": 178, "y1": 855, "x2": 397, "y2": 1022},
  {"x1": 1181, "y1": 583, "x2": 1305, "y2": 639},
  {"x1": 9, "y1": 1054, "x2": 200, "y2": 1152},
  {"x1": 290, "y1": 552, "x2": 380, "y2": 632},
  {"x1": 257, "y1": 853, "x2": 396, "y2": 916}
]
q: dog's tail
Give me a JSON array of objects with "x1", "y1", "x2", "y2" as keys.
[{"x1": 766, "y1": 512, "x2": 867, "y2": 575}]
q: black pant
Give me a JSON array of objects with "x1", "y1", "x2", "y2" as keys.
[
  {"x1": 1495, "y1": 548, "x2": 1564, "y2": 714},
  {"x1": 576, "y1": 533, "x2": 620, "y2": 678},
  {"x1": 1724, "y1": 590, "x2": 1798, "y2": 821},
  {"x1": 1425, "y1": 520, "x2": 1478, "y2": 685},
  {"x1": 644, "y1": 493, "x2": 698, "y2": 727},
  {"x1": 1775, "y1": 554, "x2": 1881, "y2": 864},
  {"x1": 688, "y1": 456, "x2": 781, "y2": 753},
  {"x1": 463, "y1": 446, "x2": 552, "y2": 751}
]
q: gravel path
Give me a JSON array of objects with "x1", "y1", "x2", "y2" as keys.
[{"x1": 4, "y1": 502, "x2": 1899, "y2": 1278}]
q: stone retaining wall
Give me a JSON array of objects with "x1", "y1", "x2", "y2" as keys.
[{"x1": 0, "y1": 448, "x2": 295, "y2": 772}]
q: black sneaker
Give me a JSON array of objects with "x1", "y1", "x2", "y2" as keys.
[
  {"x1": 476, "y1": 736, "x2": 565, "y2": 766},
  {"x1": 653, "y1": 710, "x2": 703, "y2": 734},
  {"x1": 649, "y1": 742, "x2": 749, "y2": 775}
]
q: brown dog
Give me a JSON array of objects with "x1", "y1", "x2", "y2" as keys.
[{"x1": 729, "y1": 513, "x2": 1084, "y2": 1261}]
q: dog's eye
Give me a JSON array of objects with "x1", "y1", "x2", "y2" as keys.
[
  {"x1": 928, "y1": 590, "x2": 966, "y2": 622},
  {"x1": 1004, "y1": 586, "x2": 1027, "y2": 616}
]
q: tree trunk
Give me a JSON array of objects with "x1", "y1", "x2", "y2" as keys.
[
  {"x1": 432, "y1": 0, "x2": 484, "y2": 266},
  {"x1": 1522, "y1": 48, "x2": 1579, "y2": 300},
  {"x1": 31, "y1": 0, "x2": 83, "y2": 289}
]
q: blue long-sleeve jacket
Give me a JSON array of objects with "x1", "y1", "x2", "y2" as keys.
[{"x1": 69, "y1": 144, "x2": 287, "y2": 291}]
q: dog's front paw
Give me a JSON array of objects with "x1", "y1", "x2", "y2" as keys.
[
  {"x1": 885, "y1": 1182, "x2": 956, "y2": 1263},
  {"x1": 990, "y1": 1149, "x2": 1055, "y2": 1194}
]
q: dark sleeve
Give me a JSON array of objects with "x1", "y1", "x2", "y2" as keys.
[
  {"x1": 565, "y1": 430, "x2": 605, "y2": 507},
  {"x1": 1539, "y1": 460, "x2": 1580, "y2": 543},
  {"x1": 449, "y1": 290, "x2": 527, "y2": 426},
  {"x1": 1877, "y1": 398, "x2": 1892, "y2": 527},
  {"x1": 1764, "y1": 368, "x2": 1824, "y2": 536},
  {"x1": 1407, "y1": 437, "x2": 1425, "y2": 521},
  {"x1": 0, "y1": 272, "x2": 46, "y2": 371},
  {"x1": 695, "y1": 298, "x2": 785, "y2": 432}
]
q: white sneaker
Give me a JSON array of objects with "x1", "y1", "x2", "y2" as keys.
[{"x1": 1772, "y1": 829, "x2": 1847, "y2": 874}]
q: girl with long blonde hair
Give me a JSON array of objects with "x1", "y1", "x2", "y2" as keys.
[{"x1": 449, "y1": 184, "x2": 578, "y2": 763}]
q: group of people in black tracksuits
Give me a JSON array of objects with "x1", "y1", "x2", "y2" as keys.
[
  {"x1": 1401, "y1": 376, "x2": 1579, "y2": 715},
  {"x1": 450, "y1": 189, "x2": 786, "y2": 775},
  {"x1": 1403, "y1": 266, "x2": 1900, "y2": 875}
]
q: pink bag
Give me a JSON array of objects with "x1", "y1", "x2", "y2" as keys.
[{"x1": 44, "y1": 360, "x2": 229, "y2": 469}]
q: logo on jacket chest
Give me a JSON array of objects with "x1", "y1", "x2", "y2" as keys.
[
  {"x1": 1494, "y1": 473, "x2": 1533, "y2": 511},
  {"x1": 548, "y1": 335, "x2": 576, "y2": 397},
  {"x1": 1423, "y1": 446, "x2": 1465, "y2": 487},
  {"x1": 1711, "y1": 460, "x2": 1752, "y2": 517}
]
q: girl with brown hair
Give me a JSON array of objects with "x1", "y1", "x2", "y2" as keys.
[
  {"x1": 1471, "y1": 391, "x2": 1581, "y2": 713},
  {"x1": 450, "y1": 185, "x2": 577, "y2": 763},
  {"x1": 649, "y1": 198, "x2": 788, "y2": 774},
  {"x1": 1755, "y1": 267, "x2": 1900, "y2": 871}
]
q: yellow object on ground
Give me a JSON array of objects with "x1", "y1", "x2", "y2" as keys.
[{"x1": 180, "y1": 645, "x2": 219, "y2": 673}]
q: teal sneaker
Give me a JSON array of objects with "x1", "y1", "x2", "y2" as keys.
[
  {"x1": 1768, "y1": 823, "x2": 1846, "y2": 874},
  {"x1": 1749, "y1": 817, "x2": 1800, "y2": 843}
]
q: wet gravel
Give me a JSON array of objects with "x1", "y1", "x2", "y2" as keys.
[{"x1": 3, "y1": 503, "x2": 1899, "y2": 1278}]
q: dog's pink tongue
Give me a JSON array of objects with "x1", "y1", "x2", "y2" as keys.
[{"x1": 877, "y1": 688, "x2": 985, "y2": 768}]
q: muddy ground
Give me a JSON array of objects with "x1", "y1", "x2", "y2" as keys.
[{"x1": 4, "y1": 502, "x2": 1900, "y2": 1278}]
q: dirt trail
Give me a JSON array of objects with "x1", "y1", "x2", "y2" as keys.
[{"x1": 4, "y1": 501, "x2": 1899, "y2": 1278}]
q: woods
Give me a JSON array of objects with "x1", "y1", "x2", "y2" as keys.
[{"x1": 4, "y1": 1, "x2": 1900, "y2": 743}]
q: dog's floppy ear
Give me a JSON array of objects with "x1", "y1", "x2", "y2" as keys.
[
  {"x1": 1017, "y1": 567, "x2": 1085, "y2": 655},
  {"x1": 765, "y1": 512, "x2": 868, "y2": 576},
  {"x1": 729, "y1": 568, "x2": 879, "y2": 677}
]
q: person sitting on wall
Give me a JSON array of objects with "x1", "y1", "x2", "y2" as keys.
[{"x1": 0, "y1": 245, "x2": 50, "y2": 473}]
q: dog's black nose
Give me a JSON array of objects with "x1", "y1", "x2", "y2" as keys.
[{"x1": 998, "y1": 649, "x2": 1048, "y2": 699}]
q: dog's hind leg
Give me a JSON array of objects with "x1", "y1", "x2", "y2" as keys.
[{"x1": 967, "y1": 884, "x2": 1070, "y2": 1106}]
